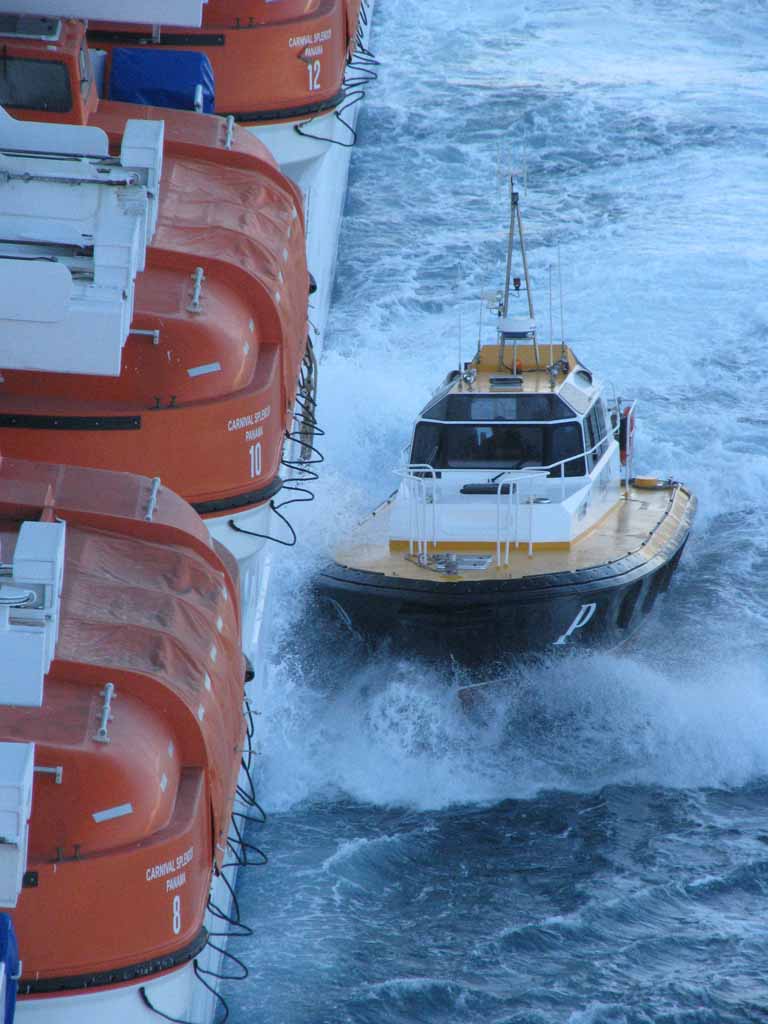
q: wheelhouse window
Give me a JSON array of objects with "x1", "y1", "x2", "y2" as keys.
[
  {"x1": 411, "y1": 421, "x2": 587, "y2": 476},
  {"x1": 585, "y1": 400, "x2": 609, "y2": 467},
  {"x1": 0, "y1": 55, "x2": 72, "y2": 111},
  {"x1": 422, "y1": 392, "x2": 575, "y2": 422}
]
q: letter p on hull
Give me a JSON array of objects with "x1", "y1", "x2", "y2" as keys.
[{"x1": 553, "y1": 602, "x2": 597, "y2": 646}]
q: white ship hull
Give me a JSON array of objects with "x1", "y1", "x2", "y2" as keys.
[{"x1": 14, "y1": 6, "x2": 374, "y2": 1020}]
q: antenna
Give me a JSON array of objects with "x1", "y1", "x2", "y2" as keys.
[
  {"x1": 498, "y1": 176, "x2": 540, "y2": 371},
  {"x1": 548, "y1": 263, "x2": 554, "y2": 371},
  {"x1": 458, "y1": 309, "x2": 463, "y2": 387},
  {"x1": 558, "y1": 244, "x2": 566, "y2": 360},
  {"x1": 501, "y1": 177, "x2": 517, "y2": 318}
]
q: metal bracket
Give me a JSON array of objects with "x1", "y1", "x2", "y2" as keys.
[
  {"x1": 224, "y1": 116, "x2": 235, "y2": 150},
  {"x1": 34, "y1": 765, "x2": 63, "y2": 785},
  {"x1": 130, "y1": 328, "x2": 161, "y2": 346},
  {"x1": 93, "y1": 682, "x2": 116, "y2": 744},
  {"x1": 186, "y1": 267, "x2": 205, "y2": 314},
  {"x1": 144, "y1": 477, "x2": 161, "y2": 522}
]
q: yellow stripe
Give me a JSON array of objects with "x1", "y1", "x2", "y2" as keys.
[
  {"x1": 388, "y1": 539, "x2": 572, "y2": 553},
  {"x1": 388, "y1": 498, "x2": 626, "y2": 555}
]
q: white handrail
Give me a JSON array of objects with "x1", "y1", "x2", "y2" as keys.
[
  {"x1": 490, "y1": 472, "x2": 543, "y2": 564},
  {"x1": 398, "y1": 422, "x2": 618, "y2": 565},
  {"x1": 397, "y1": 465, "x2": 439, "y2": 556},
  {"x1": 620, "y1": 399, "x2": 638, "y2": 488}
]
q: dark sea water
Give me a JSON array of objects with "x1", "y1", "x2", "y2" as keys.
[{"x1": 227, "y1": 2, "x2": 768, "y2": 1021}]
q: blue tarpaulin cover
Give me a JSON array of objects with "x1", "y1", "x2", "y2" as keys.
[
  {"x1": 0, "y1": 914, "x2": 18, "y2": 1024},
  {"x1": 109, "y1": 49, "x2": 215, "y2": 113}
]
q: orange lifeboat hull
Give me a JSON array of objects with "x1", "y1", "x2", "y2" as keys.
[
  {"x1": 90, "y1": 0, "x2": 364, "y2": 125},
  {"x1": 0, "y1": 103, "x2": 309, "y2": 520},
  {"x1": 0, "y1": 459, "x2": 246, "y2": 995}
]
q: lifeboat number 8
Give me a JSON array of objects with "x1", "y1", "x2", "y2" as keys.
[
  {"x1": 172, "y1": 895, "x2": 181, "y2": 935},
  {"x1": 308, "y1": 60, "x2": 321, "y2": 91}
]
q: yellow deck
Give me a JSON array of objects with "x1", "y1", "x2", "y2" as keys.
[{"x1": 334, "y1": 483, "x2": 693, "y2": 584}]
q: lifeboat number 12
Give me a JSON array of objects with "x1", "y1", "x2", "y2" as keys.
[
  {"x1": 249, "y1": 443, "x2": 262, "y2": 479},
  {"x1": 308, "y1": 60, "x2": 321, "y2": 91}
]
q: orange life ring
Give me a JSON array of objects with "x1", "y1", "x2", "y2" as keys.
[{"x1": 619, "y1": 405, "x2": 635, "y2": 465}]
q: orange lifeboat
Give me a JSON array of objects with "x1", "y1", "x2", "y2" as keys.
[
  {"x1": 89, "y1": 0, "x2": 368, "y2": 127},
  {"x1": 0, "y1": 114, "x2": 309, "y2": 518},
  {"x1": 0, "y1": 13, "x2": 313, "y2": 617},
  {"x1": 0, "y1": 456, "x2": 248, "y2": 1014}
]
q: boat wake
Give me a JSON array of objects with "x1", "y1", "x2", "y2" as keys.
[{"x1": 254, "y1": 628, "x2": 768, "y2": 812}]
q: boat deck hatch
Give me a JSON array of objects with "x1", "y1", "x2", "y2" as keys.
[
  {"x1": 489, "y1": 375, "x2": 524, "y2": 389},
  {"x1": 406, "y1": 552, "x2": 493, "y2": 575}
]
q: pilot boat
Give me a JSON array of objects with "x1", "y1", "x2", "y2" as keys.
[
  {"x1": 0, "y1": 39, "x2": 312, "y2": 655},
  {"x1": 316, "y1": 184, "x2": 696, "y2": 663},
  {"x1": 0, "y1": 455, "x2": 254, "y2": 1022}
]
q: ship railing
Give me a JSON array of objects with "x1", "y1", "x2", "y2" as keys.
[
  {"x1": 399, "y1": 427, "x2": 617, "y2": 563},
  {"x1": 397, "y1": 464, "x2": 440, "y2": 557},
  {"x1": 495, "y1": 428, "x2": 618, "y2": 559},
  {"x1": 492, "y1": 471, "x2": 546, "y2": 563}
]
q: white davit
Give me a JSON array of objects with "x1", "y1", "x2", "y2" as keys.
[
  {"x1": 0, "y1": 741, "x2": 34, "y2": 909},
  {"x1": 0, "y1": 520, "x2": 66, "y2": 708},
  {"x1": 0, "y1": 110, "x2": 164, "y2": 376}
]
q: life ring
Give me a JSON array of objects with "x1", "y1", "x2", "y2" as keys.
[
  {"x1": 629, "y1": 477, "x2": 677, "y2": 490},
  {"x1": 618, "y1": 404, "x2": 635, "y2": 465}
]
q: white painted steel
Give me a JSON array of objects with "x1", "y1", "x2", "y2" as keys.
[
  {"x1": 206, "y1": 502, "x2": 274, "y2": 660},
  {"x1": 0, "y1": 262, "x2": 72, "y2": 323},
  {"x1": 0, "y1": 112, "x2": 163, "y2": 376},
  {"x1": 16, "y1": 961, "x2": 198, "y2": 1022},
  {"x1": 498, "y1": 315, "x2": 536, "y2": 337},
  {"x1": 0, "y1": 741, "x2": 34, "y2": 908},
  {"x1": 390, "y1": 438, "x2": 622, "y2": 556},
  {"x1": 0, "y1": 106, "x2": 108, "y2": 156},
  {"x1": 250, "y1": 0, "x2": 375, "y2": 358},
  {"x1": 1, "y1": 521, "x2": 65, "y2": 708},
  {"x1": 10, "y1": 2, "x2": 374, "y2": 1013}
]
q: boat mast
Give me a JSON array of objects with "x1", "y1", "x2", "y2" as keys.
[
  {"x1": 501, "y1": 177, "x2": 517, "y2": 319},
  {"x1": 499, "y1": 177, "x2": 538, "y2": 369}
]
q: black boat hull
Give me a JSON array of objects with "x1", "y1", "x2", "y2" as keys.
[{"x1": 314, "y1": 504, "x2": 695, "y2": 664}]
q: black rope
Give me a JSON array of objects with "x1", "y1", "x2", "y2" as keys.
[
  {"x1": 228, "y1": 338, "x2": 324, "y2": 547},
  {"x1": 229, "y1": 500, "x2": 296, "y2": 546},
  {"x1": 193, "y1": 961, "x2": 230, "y2": 1024},
  {"x1": 354, "y1": 0, "x2": 376, "y2": 57},
  {"x1": 235, "y1": 696, "x2": 263, "y2": 808},
  {"x1": 139, "y1": 987, "x2": 194, "y2": 1024},
  {"x1": 225, "y1": 830, "x2": 268, "y2": 870},
  {"x1": 295, "y1": 6, "x2": 378, "y2": 148},
  {"x1": 295, "y1": 88, "x2": 365, "y2": 147},
  {"x1": 140, "y1": 689, "x2": 266, "y2": 1023},
  {"x1": 197, "y1": 941, "x2": 249, "y2": 984},
  {"x1": 208, "y1": 875, "x2": 252, "y2": 938},
  {"x1": 139, "y1": 964, "x2": 229, "y2": 1024}
]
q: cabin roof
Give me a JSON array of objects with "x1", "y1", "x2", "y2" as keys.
[{"x1": 424, "y1": 343, "x2": 600, "y2": 418}]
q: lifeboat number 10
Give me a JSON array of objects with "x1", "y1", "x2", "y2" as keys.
[
  {"x1": 249, "y1": 443, "x2": 262, "y2": 479},
  {"x1": 307, "y1": 60, "x2": 321, "y2": 91}
]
